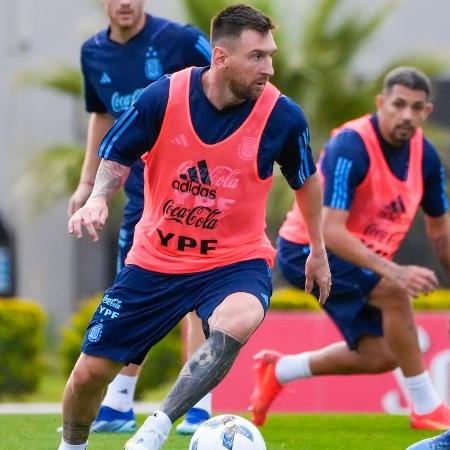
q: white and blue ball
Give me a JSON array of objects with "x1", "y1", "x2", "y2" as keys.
[{"x1": 188, "y1": 414, "x2": 266, "y2": 450}]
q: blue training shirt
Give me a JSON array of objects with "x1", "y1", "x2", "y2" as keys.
[
  {"x1": 99, "y1": 67, "x2": 316, "y2": 190},
  {"x1": 81, "y1": 14, "x2": 211, "y2": 224},
  {"x1": 321, "y1": 114, "x2": 448, "y2": 217}
]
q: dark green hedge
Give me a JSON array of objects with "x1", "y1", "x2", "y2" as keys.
[{"x1": 0, "y1": 299, "x2": 46, "y2": 398}]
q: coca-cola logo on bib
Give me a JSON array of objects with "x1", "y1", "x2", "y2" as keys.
[{"x1": 162, "y1": 199, "x2": 221, "y2": 230}]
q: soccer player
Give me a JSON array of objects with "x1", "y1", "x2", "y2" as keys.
[
  {"x1": 406, "y1": 430, "x2": 450, "y2": 449},
  {"x1": 59, "y1": 5, "x2": 331, "y2": 450},
  {"x1": 68, "y1": 0, "x2": 212, "y2": 435},
  {"x1": 249, "y1": 67, "x2": 450, "y2": 430}
]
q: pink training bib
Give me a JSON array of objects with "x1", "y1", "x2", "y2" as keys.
[
  {"x1": 126, "y1": 68, "x2": 280, "y2": 273},
  {"x1": 280, "y1": 114, "x2": 424, "y2": 260}
]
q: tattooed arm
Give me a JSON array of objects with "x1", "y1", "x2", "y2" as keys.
[
  {"x1": 67, "y1": 113, "x2": 114, "y2": 216},
  {"x1": 91, "y1": 159, "x2": 130, "y2": 199},
  {"x1": 68, "y1": 160, "x2": 130, "y2": 241},
  {"x1": 425, "y1": 213, "x2": 450, "y2": 280}
]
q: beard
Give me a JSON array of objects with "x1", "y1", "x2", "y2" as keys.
[
  {"x1": 227, "y1": 70, "x2": 265, "y2": 101},
  {"x1": 391, "y1": 123, "x2": 416, "y2": 146}
]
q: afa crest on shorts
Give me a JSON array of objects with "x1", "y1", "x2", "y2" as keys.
[
  {"x1": 87, "y1": 323, "x2": 103, "y2": 343},
  {"x1": 145, "y1": 46, "x2": 163, "y2": 81}
]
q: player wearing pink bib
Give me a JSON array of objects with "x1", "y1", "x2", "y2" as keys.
[
  {"x1": 249, "y1": 67, "x2": 450, "y2": 431},
  {"x1": 280, "y1": 113, "x2": 425, "y2": 260},
  {"x1": 59, "y1": 5, "x2": 331, "y2": 450},
  {"x1": 126, "y1": 67, "x2": 279, "y2": 273}
]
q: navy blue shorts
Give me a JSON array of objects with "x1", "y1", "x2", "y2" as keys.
[
  {"x1": 82, "y1": 259, "x2": 272, "y2": 364},
  {"x1": 277, "y1": 237, "x2": 382, "y2": 350}
]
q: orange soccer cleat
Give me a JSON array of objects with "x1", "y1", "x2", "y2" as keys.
[
  {"x1": 248, "y1": 349, "x2": 284, "y2": 426},
  {"x1": 410, "y1": 403, "x2": 450, "y2": 430}
]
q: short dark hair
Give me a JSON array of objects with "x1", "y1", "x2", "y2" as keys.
[
  {"x1": 383, "y1": 66, "x2": 432, "y2": 99},
  {"x1": 211, "y1": 4, "x2": 275, "y2": 45}
]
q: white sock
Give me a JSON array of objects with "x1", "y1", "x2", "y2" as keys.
[
  {"x1": 58, "y1": 440, "x2": 88, "y2": 450},
  {"x1": 102, "y1": 374, "x2": 138, "y2": 412},
  {"x1": 403, "y1": 371, "x2": 441, "y2": 415},
  {"x1": 192, "y1": 392, "x2": 212, "y2": 414},
  {"x1": 275, "y1": 352, "x2": 312, "y2": 384},
  {"x1": 139, "y1": 410, "x2": 172, "y2": 439}
]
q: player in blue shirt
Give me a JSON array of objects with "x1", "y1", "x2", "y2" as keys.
[
  {"x1": 61, "y1": 5, "x2": 330, "y2": 450},
  {"x1": 67, "y1": 0, "x2": 211, "y2": 435},
  {"x1": 319, "y1": 114, "x2": 447, "y2": 216},
  {"x1": 249, "y1": 67, "x2": 450, "y2": 430}
]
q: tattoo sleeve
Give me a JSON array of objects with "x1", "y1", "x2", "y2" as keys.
[
  {"x1": 91, "y1": 159, "x2": 130, "y2": 199},
  {"x1": 63, "y1": 420, "x2": 91, "y2": 445},
  {"x1": 160, "y1": 329, "x2": 242, "y2": 422}
]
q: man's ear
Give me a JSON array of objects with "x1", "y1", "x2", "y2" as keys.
[
  {"x1": 423, "y1": 102, "x2": 434, "y2": 120},
  {"x1": 375, "y1": 93, "x2": 385, "y2": 111},
  {"x1": 212, "y1": 46, "x2": 228, "y2": 69}
]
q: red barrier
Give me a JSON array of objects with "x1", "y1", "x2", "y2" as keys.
[{"x1": 213, "y1": 311, "x2": 450, "y2": 413}]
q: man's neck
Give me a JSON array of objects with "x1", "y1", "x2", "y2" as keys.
[
  {"x1": 201, "y1": 68, "x2": 246, "y2": 111},
  {"x1": 109, "y1": 14, "x2": 147, "y2": 45}
]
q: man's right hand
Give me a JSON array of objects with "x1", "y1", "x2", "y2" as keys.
[
  {"x1": 389, "y1": 264, "x2": 438, "y2": 298},
  {"x1": 68, "y1": 196, "x2": 108, "y2": 242},
  {"x1": 67, "y1": 182, "x2": 94, "y2": 216}
]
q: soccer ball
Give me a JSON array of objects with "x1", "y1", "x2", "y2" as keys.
[{"x1": 188, "y1": 414, "x2": 266, "y2": 450}]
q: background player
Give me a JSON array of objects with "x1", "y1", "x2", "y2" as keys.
[
  {"x1": 68, "y1": 0, "x2": 212, "y2": 435},
  {"x1": 249, "y1": 66, "x2": 450, "y2": 431}
]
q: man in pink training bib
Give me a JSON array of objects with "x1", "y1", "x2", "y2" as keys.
[
  {"x1": 249, "y1": 67, "x2": 450, "y2": 431},
  {"x1": 58, "y1": 5, "x2": 331, "y2": 450}
]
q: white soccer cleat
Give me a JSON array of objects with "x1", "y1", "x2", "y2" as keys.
[{"x1": 124, "y1": 414, "x2": 169, "y2": 450}]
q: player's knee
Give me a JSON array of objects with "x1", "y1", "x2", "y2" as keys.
[
  {"x1": 366, "y1": 353, "x2": 397, "y2": 373},
  {"x1": 229, "y1": 306, "x2": 264, "y2": 340},
  {"x1": 211, "y1": 294, "x2": 264, "y2": 341},
  {"x1": 70, "y1": 362, "x2": 109, "y2": 390},
  {"x1": 70, "y1": 366, "x2": 94, "y2": 390},
  {"x1": 388, "y1": 293, "x2": 412, "y2": 315},
  {"x1": 374, "y1": 285, "x2": 410, "y2": 313},
  {"x1": 217, "y1": 316, "x2": 260, "y2": 343}
]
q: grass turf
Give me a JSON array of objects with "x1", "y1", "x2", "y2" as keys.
[{"x1": 0, "y1": 413, "x2": 437, "y2": 449}]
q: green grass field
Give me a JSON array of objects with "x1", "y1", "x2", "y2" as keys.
[{"x1": 0, "y1": 413, "x2": 437, "y2": 450}]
